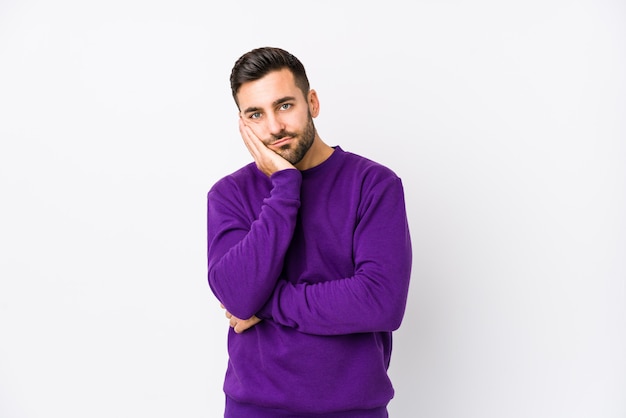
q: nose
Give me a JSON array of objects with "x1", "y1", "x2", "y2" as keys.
[{"x1": 265, "y1": 112, "x2": 285, "y2": 136}]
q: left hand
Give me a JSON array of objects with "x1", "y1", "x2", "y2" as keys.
[{"x1": 221, "y1": 303, "x2": 262, "y2": 333}]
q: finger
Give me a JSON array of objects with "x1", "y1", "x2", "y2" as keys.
[
  {"x1": 234, "y1": 316, "x2": 261, "y2": 334},
  {"x1": 234, "y1": 320, "x2": 248, "y2": 334},
  {"x1": 239, "y1": 119, "x2": 262, "y2": 156},
  {"x1": 239, "y1": 118, "x2": 271, "y2": 156},
  {"x1": 238, "y1": 117, "x2": 253, "y2": 143}
]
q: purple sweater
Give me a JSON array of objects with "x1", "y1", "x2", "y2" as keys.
[{"x1": 207, "y1": 146, "x2": 412, "y2": 416}]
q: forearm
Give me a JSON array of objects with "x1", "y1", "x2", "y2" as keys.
[
  {"x1": 259, "y1": 177, "x2": 413, "y2": 335},
  {"x1": 207, "y1": 170, "x2": 301, "y2": 319},
  {"x1": 260, "y1": 259, "x2": 411, "y2": 335}
]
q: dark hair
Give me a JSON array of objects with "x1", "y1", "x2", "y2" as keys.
[{"x1": 230, "y1": 47, "x2": 310, "y2": 108}]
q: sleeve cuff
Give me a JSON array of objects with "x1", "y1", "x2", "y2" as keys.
[{"x1": 269, "y1": 169, "x2": 302, "y2": 201}]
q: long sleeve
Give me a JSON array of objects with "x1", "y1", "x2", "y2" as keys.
[
  {"x1": 258, "y1": 176, "x2": 412, "y2": 335},
  {"x1": 208, "y1": 147, "x2": 411, "y2": 414},
  {"x1": 207, "y1": 168, "x2": 302, "y2": 319}
]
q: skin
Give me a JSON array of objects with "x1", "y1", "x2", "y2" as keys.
[{"x1": 222, "y1": 68, "x2": 334, "y2": 333}]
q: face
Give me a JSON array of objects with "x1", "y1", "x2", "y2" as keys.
[{"x1": 237, "y1": 68, "x2": 318, "y2": 165}]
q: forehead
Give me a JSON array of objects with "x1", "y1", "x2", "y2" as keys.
[{"x1": 237, "y1": 68, "x2": 304, "y2": 109}]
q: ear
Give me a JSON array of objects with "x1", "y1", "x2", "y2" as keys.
[{"x1": 308, "y1": 89, "x2": 320, "y2": 118}]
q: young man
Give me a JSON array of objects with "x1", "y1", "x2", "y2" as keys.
[{"x1": 207, "y1": 47, "x2": 412, "y2": 417}]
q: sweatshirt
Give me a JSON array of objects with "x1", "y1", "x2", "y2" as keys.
[{"x1": 207, "y1": 146, "x2": 412, "y2": 416}]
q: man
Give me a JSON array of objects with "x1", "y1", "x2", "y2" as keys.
[{"x1": 207, "y1": 46, "x2": 412, "y2": 417}]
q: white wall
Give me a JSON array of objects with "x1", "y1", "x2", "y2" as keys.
[{"x1": 1, "y1": 1, "x2": 624, "y2": 417}]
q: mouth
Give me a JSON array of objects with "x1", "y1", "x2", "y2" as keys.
[{"x1": 271, "y1": 136, "x2": 292, "y2": 147}]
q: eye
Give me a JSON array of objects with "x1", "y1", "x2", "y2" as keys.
[
  {"x1": 279, "y1": 103, "x2": 292, "y2": 111},
  {"x1": 249, "y1": 112, "x2": 261, "y2": 119}
]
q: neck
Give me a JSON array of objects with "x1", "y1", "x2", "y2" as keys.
[{"x1": 295, "y1": 136, "x2": 334, "y2": 171}]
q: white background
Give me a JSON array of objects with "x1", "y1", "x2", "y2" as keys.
[{"x1": 1, "y1": 1, "x2": 625, "y2": 417}]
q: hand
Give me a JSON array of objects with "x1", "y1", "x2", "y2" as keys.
[
  {"x1": 239, "y1": 117, "x2": 295, "y2": 176},
  {"x1": 221, "y1": 303, "x2": 262, "y2": 333}
]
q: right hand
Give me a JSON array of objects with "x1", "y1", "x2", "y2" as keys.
[{"x1": 239, "y1": 117, "x2": 295, "y2": 176}]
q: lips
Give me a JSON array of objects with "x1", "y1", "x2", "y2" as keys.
[{"x1": 271, "y1": 137, "x2": 292, "y2": 147}]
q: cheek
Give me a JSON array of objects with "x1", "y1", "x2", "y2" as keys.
[
  {"x1": 248, "y1": 122, "x2": 269, "y2": 142},
  {"x1": 283, "y1": 113, "x2": 304, "y2": 132}
]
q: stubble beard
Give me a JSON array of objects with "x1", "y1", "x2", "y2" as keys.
[{"x1": 273, "y1": 114, "x2": 316, "y2": 166}]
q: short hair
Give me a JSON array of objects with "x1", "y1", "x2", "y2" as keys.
[{"x1": 230, "y1": 47, "x2": 310, "y2": 108}]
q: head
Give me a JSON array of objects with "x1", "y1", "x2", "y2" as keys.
[
  {"x1": 231, "y1": 47, "x2": 320, "y2": 167},
  {"x1": 230, "y1": 47, "x2": 310, "y2": 108}
]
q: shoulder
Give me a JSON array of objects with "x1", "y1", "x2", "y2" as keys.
[
  {"x1": 338, "y1": 148, "x2": 401, "y2": 186},
  {"x1": 207, "y1": 163, "x2": 266, "y2": 199}
]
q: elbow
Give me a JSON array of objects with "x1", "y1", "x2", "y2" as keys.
[
  {"x1": 389, "y1": 308, "x2": 406, "y2": 331},
  {"x1": 373, "y1": 286, "x2": 409, "y2": 332},
  {"x1": 380, "y1": 303, "x2": 406, "y2": 331},
  {"x1": 367, "y1": 306, "x2": 405, "y2": 333},
  {"x1": 207, "y1": 268, "x2": 267, "y2": 320}
]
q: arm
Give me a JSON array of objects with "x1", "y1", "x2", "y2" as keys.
[
  {"x1": 207, "y1": 169, "x2": 302, "y2": 320},
  {"x1": 258, "y1": 177, "x2": 413, "y2": 335},
  {"x1": 221, "y1": 304, "x2": 262, "y2": 334},
  {"x1": 207, "y1": 118, "x2": 300, "y2": 320}
]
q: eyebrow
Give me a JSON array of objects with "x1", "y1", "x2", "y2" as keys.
[{"x1": 242, "y1": 96, "x2": 297, "y2": 115}]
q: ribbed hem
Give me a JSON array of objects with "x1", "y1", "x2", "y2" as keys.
[{"x1": 225, "y1": 395, "x2": 388, "y2": 418}]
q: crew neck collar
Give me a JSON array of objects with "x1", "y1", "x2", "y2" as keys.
[{"x1": 301, "y1": 145, "x2": 343, "y2": 176}]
